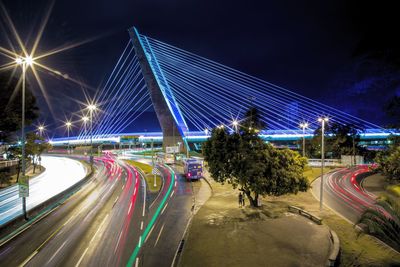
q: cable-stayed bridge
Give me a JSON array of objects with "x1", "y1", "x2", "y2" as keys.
[{"x1": 51, "y1": 27, "x2": 392, "y2": 150}]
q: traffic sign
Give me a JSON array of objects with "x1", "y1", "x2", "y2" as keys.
[{"x1": 18, "y1": 175, "x2": 29, "y2": 197}]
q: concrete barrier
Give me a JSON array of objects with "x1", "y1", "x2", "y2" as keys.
[
  {"x1": 288, "y1": 205, "x2": 323, "y2": 225},
  {"x1": 327, "y1": 230, "x2": 340, "y2": 266}
]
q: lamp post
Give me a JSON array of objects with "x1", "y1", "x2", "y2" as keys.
[
  {"x1": 232, "y1": 120, "x2": 238, "y2": 133},
  {"x1": 38, "y1": 125, "x2": 44, "y2": 137},
  {"x1": 82, "y1": 116, "x2": 89, "y2": 146},
  {"x1": 299, "y1": 122, "x2": 308, "y2": 157},
  {"x1": 65, "y1": 121, "x2": 72, "y2": 154},
  {"x1": 318, "y1": 117, "x2": 329, "y2": 211},
  {"x1": 88, "y1": 104, "x2": 97, "y2": 165},
  {"x1": 16, "y1": 56, "x2": 33, "y2": 221}
]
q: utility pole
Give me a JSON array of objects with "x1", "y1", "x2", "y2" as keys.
[{"x1": 318, "y1": 117, "x2": 328, "y2": 211}]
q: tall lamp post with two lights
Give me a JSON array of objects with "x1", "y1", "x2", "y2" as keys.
[{"x1": 318, "y1": 117, "x2": 329, "y2": 210}]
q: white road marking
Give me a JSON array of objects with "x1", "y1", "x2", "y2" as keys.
[
  {"x1": 128, "y1": 202, "x2": 133, "y2": 214},
  {"x1": 75, "y1": 247, "x2": 89, "y2": 267},
  {"x1": 161, "y1": 203, "x2": 169, "y2": 215},
  {"x1": 114, "y1": 230, "x2": 124, "y2": 253},
  {"x1": 135, "y1": 257, "x2": 139, "y2": 267},
  {"x1": 47, "y1": 240, "x2": 67, "y2": 264},
  {"x1": 170, "y1": 190, "x2": 175, "y2": 198},
  {"x1": 19, "y1": 251, "x2": 38, "y2": 267},
  {"x1": 154, "y1": 224, "x2": 165, "y2": 247},
  {"x1": 140, "y1": 221, "x2": 144, "y2": 230}
]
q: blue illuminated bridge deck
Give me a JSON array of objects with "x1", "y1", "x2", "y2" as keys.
[{"x1": 49, "y1": 129, "x2": 397, "y2": 149}]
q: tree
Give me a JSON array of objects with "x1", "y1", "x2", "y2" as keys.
[
  {"x1": 375, "y1": 146, "x2": 400, "y2": 183},
  {"x1": 24, "y1": 132, "x2": 51, "y2": 173},
  {"x1": 357, "y1": 195, "x2": 400, "y2": 252},
  {"x1": 306, "y1": 122, "x2": 365, "y2": 159},
  {"x1": 0, "y1": 71, "x2": 39, "y2": 142},
  {"x1": 384, "y1": 96, "x2": 400, "y2": 129},
  {"x1": 203, "y1": 107, "x2": 308, "y2": 207}
]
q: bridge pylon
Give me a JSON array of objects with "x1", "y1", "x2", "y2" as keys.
[{"x1": 128, "y1": 27, "x2": 189, "y2": 154}]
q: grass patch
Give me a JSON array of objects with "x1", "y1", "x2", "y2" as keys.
[
  {"x1": 387, "y1": 184, "x2": 400, "y2": 197},
  {"x1": 303, "y1": 166, "x2": 331, "y2": 184},
  {"x1": 124, "y1": 160, "x2": 162, "y2": 192}
]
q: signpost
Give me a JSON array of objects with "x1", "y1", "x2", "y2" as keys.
[{"x1": 19, "y1": 175, "x2": 29, "y2": 197}]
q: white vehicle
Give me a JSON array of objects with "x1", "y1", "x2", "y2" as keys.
[{"x1": 156, "y1": 152, "x2": 174, "y2": 164}]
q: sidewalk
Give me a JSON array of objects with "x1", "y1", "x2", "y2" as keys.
[{"x1": 179, "y1": 174, "x2": 331, "y2": 267}]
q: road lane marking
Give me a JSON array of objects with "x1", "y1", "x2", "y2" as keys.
[
  {"x1": 19, "y1": 250, "x2": 38, "y2": 267},
  {"x1": 88, "y1": 214, "x2": 109, "y2": 245},
  {"x1": 135, "y1": 257, "x2": 139, "y2": 267},
  {"x1": 154, "y1": 224, "x2": 165, "y2": 247},
  {"x1": 128, "y1": 202, "x2": 133, "y2": 215},
  {"x1": 145, "y1": 225, "x2": 155, "y2": 243},
  {"x1": 161, "y1": 202, "x2": 169, "y2": 215},
  {"x1": 47, "y1": 240, "x2": 67, "y2": 264},
  {"x1": 113, "y1": 196, "x2": 119, "y2": 208},
  {"x1": 75, "y1": 247, "x2": 89, "y2": 267},
  {"x1": 114, "y1": 230, "x2": 124, "y2": 253},
  {"x1": 140, "y1": 221, "x2": 143, "y2": 230},
  {"x1": 170, "y1": 190, "x2": 175, "y2": 198}
]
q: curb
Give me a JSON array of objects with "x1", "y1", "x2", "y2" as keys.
[
  {"x1": 327, "y1": 230, "x2": 340, "y2": 267},
  {"x1": 0, "y1": 159, "x2": 94, "y2": 247}
]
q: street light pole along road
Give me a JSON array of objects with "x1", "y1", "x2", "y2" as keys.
[
  {"x1": 318, "y1": 117, "x2": 329, "y2": 211},
  {"x1": 299, "y1": 122, "x2": 308, "y2": 157},
  {"x1": 16, "y1": 56, "x2": 33, "y2": 220}
]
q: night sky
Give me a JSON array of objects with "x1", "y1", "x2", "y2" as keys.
[{"x1": 1, "y1": 0, "x2": 399, "y2": 137}]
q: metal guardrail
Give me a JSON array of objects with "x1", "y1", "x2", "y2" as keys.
[{"x1": 288, "y1": 205, "x2": 323, "y2": 225}]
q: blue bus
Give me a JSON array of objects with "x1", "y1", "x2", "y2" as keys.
[{"x1": 183, "y1": 159, "x2": 203, "y2": 180}]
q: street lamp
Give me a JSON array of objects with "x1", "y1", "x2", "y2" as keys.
[
  {"x1": 65, "y1": 121, "x2": 72, "y2": 154},
  {"x1": 204, "y1": 128, "x2": 209, "y2": 136},
  {"x1": 37, "y1": 125, "x2": 45, "y2": 137},
  {"x1": 318, "y1": 117, "x2": 329, "y2": 211},
  {"x1": 299, "y1": 122, "x2": 309, "y2": 157},
  {"x1": 232, "y1": 120, "x2": 238, "y2": 133},
  {"x1": 87, "y1": 104, "x2": 97, "y2": 165},
  {"x1": 15, "y1": 55, "x2": 34, "y2": 220},
  {"x1": 82, "y1": 116, "x2": 89, "y2": 145}
]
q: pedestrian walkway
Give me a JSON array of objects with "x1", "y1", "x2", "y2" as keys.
[{"x1": 179, "y1": 172, "x2": 331, "y2": 267}]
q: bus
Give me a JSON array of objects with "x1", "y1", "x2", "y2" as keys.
[
  {"x1": 156, "y1": 152, "x2": 175, "y2": 164},
  {"x1": 183, "y1": 158, "x2": 203, "y2": 180}
]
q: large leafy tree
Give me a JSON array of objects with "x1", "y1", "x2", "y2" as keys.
[
  {"x1": 375, "y1": 146, "x2": 400, "y2": 183},
  {"x1": 358, "y1": 195, "x2": 400, "y2": 252},
  {"x1": 0, "y1": 71, "x2": 39, "y2": 141},
  {"x1": 203, "y1": 107, "x2": 308, "y2": 206}
]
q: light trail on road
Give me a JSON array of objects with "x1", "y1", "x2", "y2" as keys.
[{"x1": 0, "y1": 156, "x2": 87, "y2": 226}]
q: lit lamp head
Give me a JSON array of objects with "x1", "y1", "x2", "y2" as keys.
[
  {"x1": 15, "y1": 57, "x2": 23, "y2": 65},
  {"x1": 218, "y1": 124, "x2": 224, "y2": 129},
  {"x1": 25, "y1": 56, "x2": 33, "y2": 66},
  {"x1": 300, "y1": 122, "x2": 309, "y2": 129},
  {"x1": 232, "y1": 120, "x2": 238, "y2": 126},
  {"x1": 38, "y1": 125, "x2": 44, "y2": 131},
  {"x1": 82, "y1": 116, "x2": 89, "y2": 123},
  {"x1": 88, "y1": 104, "x2": 97, "y2": 111},
  {"x1": 65, "y1": 121, "x2": 72, "y2": 128},
  {"x1": 318, "y1": 117, "x2": 329, "y2": 123}
]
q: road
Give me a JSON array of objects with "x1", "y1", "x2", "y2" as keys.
[
  {"x1": 312, "y1": 165, "x2": 377, "y2": 223},
  {"x1": 0, "y1": 154, "x2": 208, "y2": 267},
  {"x1": 0, "y1": 156, "x2": 87, "y2": 226}
]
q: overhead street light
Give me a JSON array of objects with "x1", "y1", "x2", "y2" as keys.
[
  {"x1": 15, "y1": 55, "x2": 34, "y2": 220},
  {"x1": 87, "y1": 103, "x2": 98, "y2": 165},
  {"x1": 65, "y1": 121, "x2": 72, "y2": 154},
  {"x1": 299, "y1": 122, "x2": 309, "y2": 157},
  {"x1": 232, "y1": 120, "x2": 238, "y2": 133},
  {"x1": 318, "y1": 117, "x2": 329, "y2": 211}
]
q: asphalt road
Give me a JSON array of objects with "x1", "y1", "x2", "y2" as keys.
[
  {"x1": 312, "y1": 165, "x2": 377, "y2": 223},
  {"x1": 0, "y1": 154, "x2": 207, "y2": 267},
  {"x1": 0, "y1": 156, "x2": 87, "y2": 226}
]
